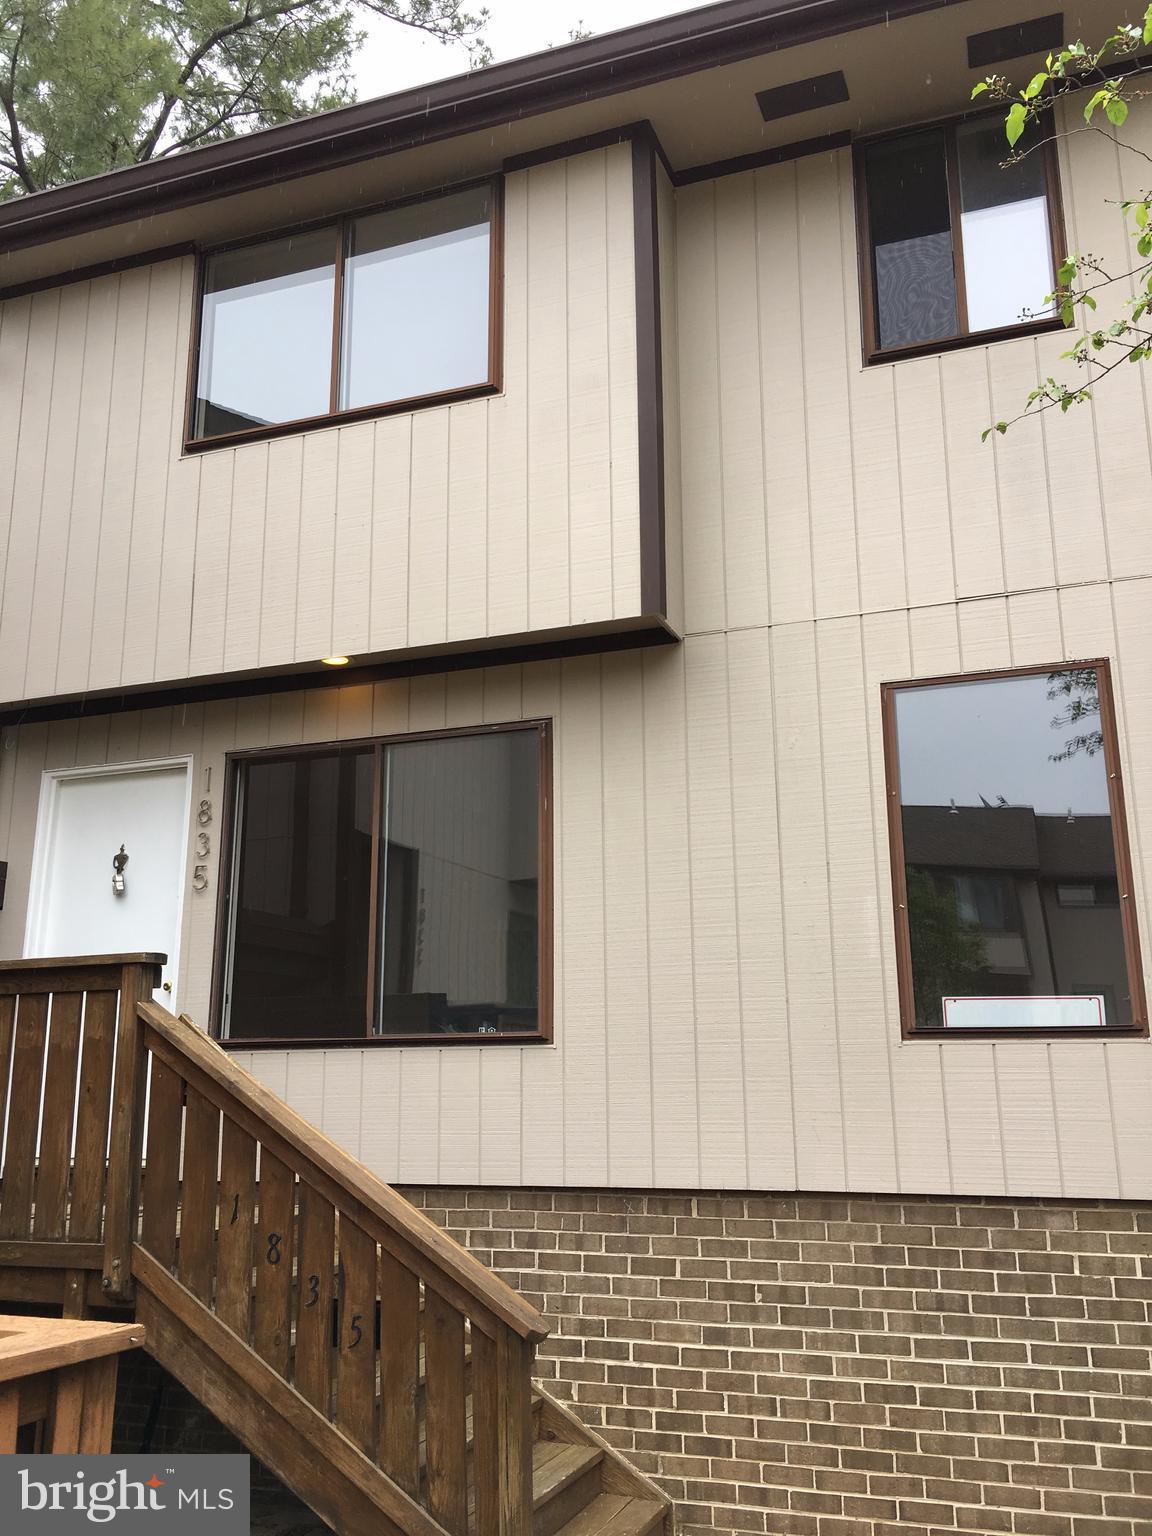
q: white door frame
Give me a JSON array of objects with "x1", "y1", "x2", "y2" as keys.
[{"x1": 24, "y1": 756, "x2": 194, "y2": 994}]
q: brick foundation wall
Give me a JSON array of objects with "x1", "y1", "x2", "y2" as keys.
[{"x1": 399, "y1": 1189, "x2": 1152, "y2": 1536}]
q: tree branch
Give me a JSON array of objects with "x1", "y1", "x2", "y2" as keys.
[{"x1": 0, "y1": 18, "x2": 35, "y2": 193}]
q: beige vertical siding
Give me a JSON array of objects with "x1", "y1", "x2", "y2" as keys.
[
  {"x1": 0, "y1": 144, "x2": 642, "y2": 706},
  {"x1": 1, "y1": 106, "x2": 1150, "y2": 1201},
  {"x1": 3, "y1": 591, "x2": 1152, "y2": 1200}
]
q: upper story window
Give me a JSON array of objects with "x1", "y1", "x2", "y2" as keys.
[
  {"x1": 883, "y1": 663, "x2": 1146, "y2": 1037},
  {"x1": 856, "y1": 115, "x2": 1062, "y2": 361},
  {"x1": 218, "y1": 722, "x2": 549, "y2": 1046},
  {"x1": 190, "y1": 182, "x2": 499, "y2": 447}
]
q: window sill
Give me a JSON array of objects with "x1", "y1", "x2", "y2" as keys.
[
  {"x1": 216, "y1": 1030, "x2": 551, "y2": 1049},
  {"x1": 906, "y1": 1024, "x2": 1147, "y2": 1041},
  {"x1": 865, "y1": 315, "x2": 1065, "y2": 368},
  {"x1": 183, "y1": 379, "x2": 502, "y2": 455}
]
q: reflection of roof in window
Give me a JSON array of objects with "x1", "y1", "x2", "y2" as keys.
[{"x1": 902, "y1": 805, "x2": 1116, "y2": 878}]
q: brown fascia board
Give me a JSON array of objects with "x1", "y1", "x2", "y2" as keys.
[{"x1": 0, "y1": 0, "x2": 961, "y2": 253}]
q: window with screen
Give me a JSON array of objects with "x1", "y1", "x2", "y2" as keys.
[
  {"x1": 191, "y1": 182, "x2": 498, "y2": 445},
  {"x1": 858, "y1": 115, "x2": 1061, "y2": 359},
  {"x1": 883, "y1": 664, "x2": 1145, "y2": 1035},
  {"x1": 220, "y1": 724, "x2": 548, "y2": 1044}
]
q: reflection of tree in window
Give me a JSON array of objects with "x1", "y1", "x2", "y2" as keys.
[{"x1": 1047, "y1": 669, "x2": 1102, "y2": 762}]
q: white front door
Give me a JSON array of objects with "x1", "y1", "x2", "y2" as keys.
[{"x1": 25, "y1": 760, "x2": 192, "y2": 1003}]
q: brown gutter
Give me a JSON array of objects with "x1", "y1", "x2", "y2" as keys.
[{"x1": 0, "y1": 0, "x2": 960, "y2": 252}]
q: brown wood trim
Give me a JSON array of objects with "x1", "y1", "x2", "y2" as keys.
[
  {"x1": 213, "y1": 720, "x2": 554, "y2": 1049},
  {"x1": 0, "y1": 0, "x2": 958, "y2": 256},
  {"x1": 186, "y1": 176, "x2": 503, "y2": 453},
  {"x1": 632, "y1": 135, "x2": 666, "y2": 620},
  {"x1": 503, "y1": 121, "x2": 665, "y2": 175},
  {"x1": 364, "y1": 744, "x2": 384, "y2": 1039},
  {"x1": 943, "y1": 124, "x2": 970, "y2": 336},
  {"x1": 1096, "y1": 659, "x2": 1148, "y2": 1034},
  {"x1": 185, "y1": 382, "x2": 501, "y2": 453},
  {"x1": 0, "y1": 623, "x2": 676, "y2": 728},
  {"x1": 0, "y1": 243, "x2": 196, "y2": 302},
  {"x1": 881, "y1": 659, "x2": 1149, "y2": 1042},
  {"x1": 855, "y1": 105, "x2": 1069, "y2": 365},
  {"x1": 328, "y1": 218, "x2": 347, "y2": 417},
  {"x1": 676, "y1": 130, "x2": 852, "y2": 187}
]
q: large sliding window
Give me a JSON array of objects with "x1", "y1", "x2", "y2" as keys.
[
  {"x1": 857, "y1": 114, "x2": 1063, "y2": 360},
  {"x1": 191, "y1": 181, "x2": 499, "y2": 447},
  {"x1": 883, "y1": 663, "x2": 1146, "y2": 1037},
  {"x1": 219, "y1": 723, "x2": 549, "y2": 1045}
]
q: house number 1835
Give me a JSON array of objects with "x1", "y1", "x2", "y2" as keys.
[{"x1": 193, "y1": 799, "x2": 212, "y2": 891}]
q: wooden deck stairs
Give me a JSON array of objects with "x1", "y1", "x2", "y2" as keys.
[{"x1": 0, "y1": 956, "x2": 673, "y2": 1536}]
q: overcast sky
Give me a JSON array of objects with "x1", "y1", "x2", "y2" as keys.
[{"x1": 351, "y1": 1, "x2": 693, "y2": 100}]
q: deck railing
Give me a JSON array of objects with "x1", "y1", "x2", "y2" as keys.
[{"x1": 0, "y1": 956, "x2": 546, "y2": 1535}]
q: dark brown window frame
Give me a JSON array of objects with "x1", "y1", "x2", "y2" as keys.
[
  {"x1": 853, "y1": 108, "x2": 1067, "y2": 366},
  {"x1": 184, "y1": 174, "x2": 505, "y2": 453},
  {"x1": 210, "y1": 718, "x2": 553, "y2": 1049},
  {"x1": 881, "y1": 660, "x2": 1149, "y2": 1041}
]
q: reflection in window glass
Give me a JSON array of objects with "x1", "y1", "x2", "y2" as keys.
[
  {"x1": 893, "y1": 669, "x2": 1132, "y2": 1029},
  {"x1": 340, "y1": 187, "x2": 492, "y2": 410},
  {"x1": 225, "y1": 749, "x2": 373, "y2": 1039},
  {"x1": 222, "y1": 729, "x2": 542, "y2": 1042},
  {"x1": 863, "y1": 118, "x2": 1056, "y2": 351},
  {"x1": 865, "y1": 130, "x2": 958, "y2": 350},
  {"x1": 195, "y1": 229, "x2": 336, "y2": 437},
  {"x1": 376, "y1": 730, "x2": 539, "y2": 1037},
  {"x1": 957, "y1": 118, "x2": 1054, "y2": 332}
]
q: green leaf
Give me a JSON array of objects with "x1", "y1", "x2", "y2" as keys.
[
  {"x1": 1144, "y1": 2, "x2": 1152, "y2": 45},
  {"x1": 1057, "y1": 258, "x2": 1078, "y2": 286},
  {"x1": 1084, "y1": 88, "x2": 1108, "y2": 122},
  {"x1": 1023, "y1": 71, "x2": 1049, "y2": 99},
  {"x1": 971, "y1": 80, "x2": 990, "y2": 97},
  {"x1": 1006, "y1": 101, "x2": 1028, "y2": 146},
  {"x1": 1105, "y1": 96, "x2": 1129, "y2": 127},
  {"x1": 1083, "y1": 293, "x2": 1097, "y2": 311},
  {"x1": 1134, "y1": 202, "x2": 1149, "y2": 231}
]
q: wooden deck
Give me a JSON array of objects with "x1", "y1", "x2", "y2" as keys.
[
  {"x1": 0, "y1": 956, "x2": 673, "y2": 1536},
  {"x1": 0, "y1": 1313, "x2": 144, "y2": 1453}
]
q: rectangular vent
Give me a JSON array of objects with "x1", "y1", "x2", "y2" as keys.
[
  {"x1": 967, "y1": 13, "x2": 1064, "y2": 70},
  {"x1": 756, "y1": 71, "x2": 849, "y2": 123}
]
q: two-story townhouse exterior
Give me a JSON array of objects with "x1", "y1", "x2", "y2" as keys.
[{"x1": 2, "y1": 0, "x2": 1152, "y2": 1531}]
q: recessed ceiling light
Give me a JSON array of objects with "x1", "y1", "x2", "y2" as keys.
[{"x1": 321, "y1": 655, "x2": 351, "y2": 667}]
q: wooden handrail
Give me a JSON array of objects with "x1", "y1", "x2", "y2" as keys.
[{"x1": 137, "y1": 1000, "x2": 549, "y2": 1345}]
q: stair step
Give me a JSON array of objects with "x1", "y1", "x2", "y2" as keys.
[
  {"x1": 532, "y1": 1442, "x2": 604, "y2": 1536},
  {"x1": 549, "y1": 1493, "x2": 667, "y2": 1536}
]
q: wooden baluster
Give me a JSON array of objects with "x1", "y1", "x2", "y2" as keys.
[
  {"x1": 216, "y1": 1118, "x2": 257, "y2": 1341},
  {"x1": 293, "y1": 1183, "x2": 336, "y2": 1414},
  {"x1": 471, "y1": 1326, "x2": 500, "y2": 1536},
  {"x1": 0, "y1": 996, "x2": 14, "y2": 1163},
  {"x1": 493, "y1": 1329, "x2": 535, "y2": 1536},
  {"x1": 335, "y1": 1218, "x2": 378, "y2": 1459},
  {"x1": 34, "y1": 992, "x2": 83, "y2": 1240},
  {"x1": 140, "y1": 1057, "x2": 184, "y2": 1267},
  {"x1": 0, "y1": 1382, "x2": 17, "y2": 1454},
  {"x1": 378, "y1": 1250, "x2": 421, "y2": 1500},
  {"x1": 0, "y1": 993, "x2": 49, "y2": 1240},
  {"x1": 424, "y1": 1287, "x2": 469, "y2": 1536},
  {"x1": 69, "y1": 992, "x2": 118, "y2": 1242},
  {"x1": 177, "y1": 1087, "x2": 220, "y2": 1304},
  {"x1": 102, "y1": 959, "x2": 163, "y2": 1299},
  {"x1": 76, "y1": 1356, "x2": 119, "y2": 1454},
  {"x1": 253, "y1": 1149, "x2": 295, "y2": 1375}
]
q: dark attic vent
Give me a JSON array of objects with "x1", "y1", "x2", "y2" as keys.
[
  {"x1": 756, "y1": 70, "x2": 850, "y2": 123},
  {"x1": 967, "y1": 13, "x2": 1064, "y2": 70}
]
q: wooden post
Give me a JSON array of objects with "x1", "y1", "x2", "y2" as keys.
[
  {"x1": 495, "y1": 1328, "x2": 535, "y2": 1536},
  {"x1": 101, "y1": 959, "x2": 164, "y2": 1301}
]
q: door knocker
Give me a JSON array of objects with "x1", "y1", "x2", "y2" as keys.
[{"x1": 112, "y1": 845, "x2": 129, "y2": 896}]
